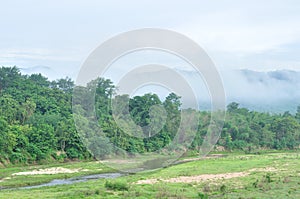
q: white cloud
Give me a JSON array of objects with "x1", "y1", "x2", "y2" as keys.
[
  {"x1": 0, "y1": 48, "x2": 83, "y2": 62},
  {"x1": 178, "y1": 15, "x2": 300, "y2": 55},
  {"x1": 1, "y1": 0, "x2": 300, "y2": 74}
]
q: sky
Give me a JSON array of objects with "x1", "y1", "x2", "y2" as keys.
[
  {"x1": 1, "y1": 0, "x2": 300, "y2": 113},
  {"x1": 1, "y1": 0, "x2": 300, "y2": 80}
]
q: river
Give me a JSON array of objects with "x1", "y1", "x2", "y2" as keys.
[{"x1": 1, "y1": 172, "x2": 123, "y2": 190}]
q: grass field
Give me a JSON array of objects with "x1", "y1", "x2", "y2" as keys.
[{"x1": 0, "y1": 151, "x2": 299, "y2": 198}]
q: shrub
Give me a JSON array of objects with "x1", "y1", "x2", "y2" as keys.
[
  {"x1": 198, "y1": 192, "x2": 208, "y2": 199},
  {"x1": 264, "y1": 173, "x2": 273, "y2": 183},
  {"x1": 66, "y1": 148, "x2": 80, "y2": 159},
  {"x1": 105, "y1": 180, "x2": 129, "y2": 191},
  {"x1": 27, "y1": 143, "x2": 45, "y2": 161},
  {"x1": 9, "y1": 152, "x2": 27, "y2": 164},
  {"x1": 220, "y1": 184, "x2": 227, "y2": 194}
]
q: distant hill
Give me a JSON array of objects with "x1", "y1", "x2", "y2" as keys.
[
  {"x1": 180, "y1": 69, "x2": 300, "y2": 114},
  {"x1": 226, "y1": 69, "x2": 300, "y2": 113},
  {"x1": 20, "y1": 65, "x2": 60, "y2": 80}
]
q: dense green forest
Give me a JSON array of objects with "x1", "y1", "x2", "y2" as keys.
[{"x1": 0, "y1": 66, "x2": 299, "y2": 165}]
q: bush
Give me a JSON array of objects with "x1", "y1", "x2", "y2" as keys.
[
  {"x1": 198, "y1": 192, "x2": 208, "y2": 199},
  {"x1": 105, "y1": 180, "x2": 129, "y2": 191},
  {"x1": 27, "y1": 143, "x2": 46, "y2": 161},
  {"x1": 66, "y1": 148, "x2": 80, "y2": 159},
  {"x1": 220, "y1": 184, "x2": 227, "y2": 194},
  {"x1": 9, "y1": 152, "x2": 27, "y2": 164},
  {"x1": 51, "y1": 151, "x2": 67, "y2": 161},
  {"x1": 264, "y1": 173, "x2": 273, "y2": 183}
]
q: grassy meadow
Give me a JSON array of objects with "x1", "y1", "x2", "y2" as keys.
[{"x1": 0, "y1": 151, "x2": 299, "y2": 198}]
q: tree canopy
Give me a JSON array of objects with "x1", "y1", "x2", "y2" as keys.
[{"x1": 0, "y1": 66, "x2": 299, "y2": 165}]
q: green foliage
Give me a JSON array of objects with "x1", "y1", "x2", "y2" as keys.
[
  {"x1": 220, "y1": 184, "x2": 227, "y2": 194},
  {"x1": 198, "y1": 192, "x2": 209, "y2": 199},
  {"x1": 105, "y1": 180, "x2": 129, "y2": 191},
  {"x1": 66, "y1": 148, "x2": 81, "y2": 159},
  {"x1": 215, "y1": 103, "x2": 300, "y2": 152},
  {"x1": 9, "y1": 152, "x2": 27, "y2": 164},
  {"x1": 0, "y1": 66, "x2": 299, "y2": 165},
  {"x1": 0, "y1": 66, "x2": 88, "y2": 164}
]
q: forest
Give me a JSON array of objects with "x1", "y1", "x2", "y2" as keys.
[{"x1": 0, "y1": 66, "x2": 299, "y2": 165}]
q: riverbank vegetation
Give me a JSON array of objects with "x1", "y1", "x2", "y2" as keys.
[{"x1": 0, "y1": 151, "x2": 299, "y2": 198}]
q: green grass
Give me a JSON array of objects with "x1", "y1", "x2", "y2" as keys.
[{"x1": 0, "y1": 151, "x2": 299, "y2": 198}]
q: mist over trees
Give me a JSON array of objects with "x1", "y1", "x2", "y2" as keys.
[{"x1": 0, "y1": 66, "x2": 299, "y2": 165}]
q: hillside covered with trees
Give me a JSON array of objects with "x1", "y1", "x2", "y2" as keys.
[{"x1": 0, "y1": 66, "x2": 299, "y2": 165}]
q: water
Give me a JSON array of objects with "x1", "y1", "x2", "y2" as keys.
[{"x1": 3, "y1": 173, "x2": 123, "y2": 190}]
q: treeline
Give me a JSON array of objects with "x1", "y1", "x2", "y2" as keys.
[
  {"x1": 0, "y1": 66, "x2": 89, "y2": 164},
  {"x1": 0, "y1": 66, "x2": 299, "y2": 165},
  {"x1": 72, "y1": 78, "x2": 182, "y2": 158},
  {"x1": 216, "y1": 102, "x2": 300, "y2": 152}
]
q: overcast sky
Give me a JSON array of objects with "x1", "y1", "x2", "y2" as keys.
[{"x1": 1, "y1": 0, "x2": 300, "y2": 79}]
